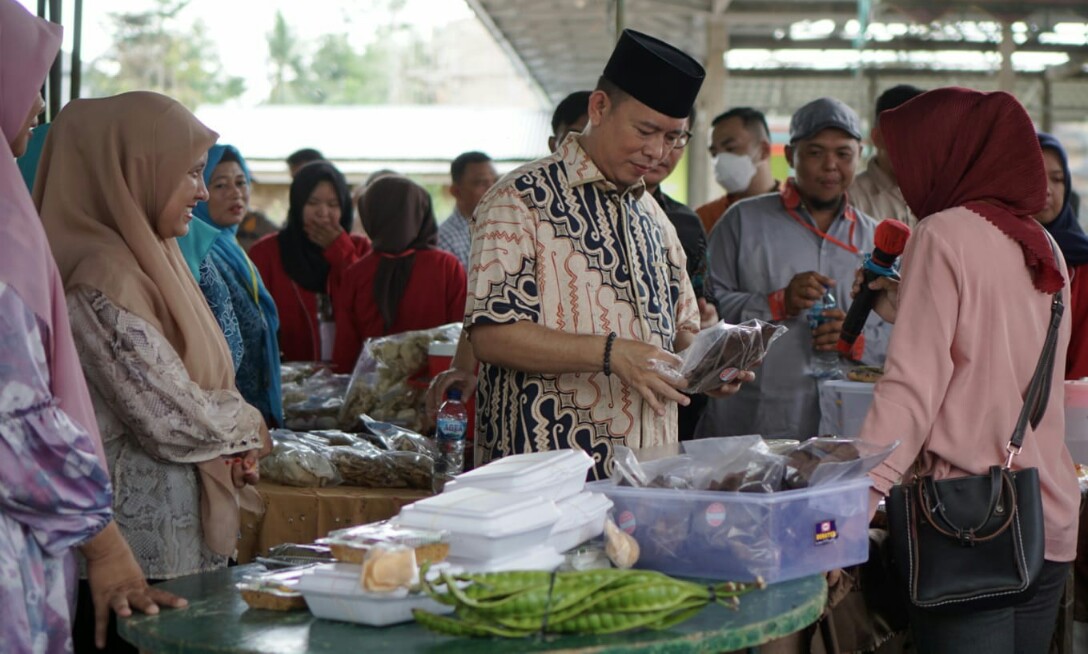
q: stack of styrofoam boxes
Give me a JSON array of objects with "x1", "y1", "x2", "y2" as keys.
[{"x1": 396, "y1": 450, "x2": 610, "y2": 571}]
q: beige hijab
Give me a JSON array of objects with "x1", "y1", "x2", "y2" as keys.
[{"x1": 35, "y1": 91, "x2": 259, "y2": 557}]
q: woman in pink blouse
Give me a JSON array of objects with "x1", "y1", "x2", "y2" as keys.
[{"x1": 857, "y1": 88, "x2": 1079, "y2": 652}]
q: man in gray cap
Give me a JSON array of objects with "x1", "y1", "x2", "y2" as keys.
[
  {"x1": 698, "y1": 97, "x2": 891, "y2": 439},
  {"x1": 461, "y1": 30, "x2": 751, "y2": 480}
]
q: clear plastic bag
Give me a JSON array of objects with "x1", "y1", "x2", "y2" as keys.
[
  {"x1": 261, "y1": 436, "x2": 343, "y2": 488},
  {"x1": 282, "y1": 368, "x2": 352, "y2": 430},
  {"x1": 340, "y1": 324, "x2": 462, "y2": 431},
  {"x1": 352, "y1": 414, "x2": 440, "y2": 460},
  {"x1": 328, "y1": 443, "x2": 403, "y2": 488},
  {"x1": 780, "y1": 437, "x2": 898, "y2": 490},
  {"x1": 676, "y1": 319, "x2": 787, "y2": 394}
]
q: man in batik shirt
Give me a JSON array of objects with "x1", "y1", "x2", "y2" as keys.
[{"x1": 465, "y1": 30, "x2": 750, "y2": 479}]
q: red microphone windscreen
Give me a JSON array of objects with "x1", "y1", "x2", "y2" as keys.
[{"x1": 873, "y1": 220, "x2": 911, "y2": 257}]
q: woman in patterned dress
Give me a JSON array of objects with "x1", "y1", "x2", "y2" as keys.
[
  {"x1": 0, "y1": 2, "x2": 186, "y2": 651},
  {"x1": 34, "y1": 91, "x2": 269, "y2": 652}
]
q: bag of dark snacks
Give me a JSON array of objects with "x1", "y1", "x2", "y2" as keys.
[{"x1": 678, "y1": 320, "x2": 787, "y2": 394}]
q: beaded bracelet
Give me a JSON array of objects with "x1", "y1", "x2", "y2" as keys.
[{"x1": 603, "y1": 332, "x2": 618, "y2": 376}]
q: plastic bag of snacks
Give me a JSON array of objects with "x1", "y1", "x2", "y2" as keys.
[
  {"x1": 340, "y1": 324, "x2": 461, "y2": 431},
  {"x1": 281, "y1": 368, "x2": 352, "y2": 430},
  {"x1": 261, "y1": 431, "x2": 342, "y2": 488},
  {"x1": 669, "y1": 320, "x2": 787, "y2": 394}
]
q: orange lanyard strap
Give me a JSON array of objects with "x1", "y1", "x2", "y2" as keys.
[{"x1": 779, "y1": 178, "x2": 859, "y2": 255}]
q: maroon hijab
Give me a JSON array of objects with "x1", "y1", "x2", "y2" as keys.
[
  {"x1": 360, "y1": 175, "x2": 437, "y2": 331},
  {"x1": 880, "y1": 87, "x2": 1062, "y2": 294}
]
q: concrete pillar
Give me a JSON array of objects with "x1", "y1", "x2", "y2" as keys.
[
  {"x1": 690, "y1": 15, "x2": 729, "y2": 209},
  {"x1": 998, "y1": 21, "x2": 1016, "y2": 94}
]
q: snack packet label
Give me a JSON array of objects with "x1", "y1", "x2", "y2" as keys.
[
  {"x1": 719, "y1": 368, "x2": 739, "y2": 383},
  {"x1": 814, "y1": 520, "x2": 838, "y2": 545},
  {"x1": 704, "y1": 502, "x2": 726, "y2": 527},
  {"x1": 617, "y1": 510, "x2": 637, "y2": 535}
]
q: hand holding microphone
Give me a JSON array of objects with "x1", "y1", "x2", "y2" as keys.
[{"x1": 837, "y1": 220, "x2": 912, "y2": 355}]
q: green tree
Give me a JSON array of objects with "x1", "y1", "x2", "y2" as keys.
[
  {"x1": 307, "y1": 34, "x2": 388, "y2": 104},
  {"x1": 85, "y1": 0, "x2": 244, "y2": 110},
  {"x1": 267, "y1": 10, "x2": 307, "y2": 104}
]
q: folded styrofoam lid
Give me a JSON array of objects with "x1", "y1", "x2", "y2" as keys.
[
  {"x1": 448, "y1": 449, "x2": 592, "y2": 487},
  {"x1": 553, "y1": 492, "x2": 613, "y2": 532},
  {"x1": 819, "y1": 380, "x2": 875, "y2": 394},
  {"x1": 397, "y1": 487, "x2": 560, "y2": 536},
  {"x1": 446, "y1": 544, "x2": 563, "y2": 572}
]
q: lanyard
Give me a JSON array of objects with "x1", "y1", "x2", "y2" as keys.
[{"x1": 779, "y1": 178, "x2": 859, "y2": 255}]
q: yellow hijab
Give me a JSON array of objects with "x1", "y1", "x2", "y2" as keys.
[{"x1": 36, "y1": 91, "x2": 258, "y2": 557}]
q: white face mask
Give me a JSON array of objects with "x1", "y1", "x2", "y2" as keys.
[{"x1": 713, "y1": 152, "x2": 758, "y2": 194}]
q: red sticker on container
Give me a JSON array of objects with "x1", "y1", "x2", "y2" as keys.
[
  {"x1": 705, "y1": 502, "x2": 726, "y2": 527},
  {"x1": 617, "y1": 510, "x2": 637, "y2": 534},
  {"x1": 719, "y1": 368, "x2": 739, "y2": 383}
]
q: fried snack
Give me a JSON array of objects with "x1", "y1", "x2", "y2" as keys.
[
  {"x1": 847, "y1": 365, "x2": 884, "y2": 383},
  {"x1": 328, "y1": 444, "x2": 402, "y2": 488},
  {"x1": 239, "y1": 588, "x2": 307, "y2": 611},
  {"x1": 236, "y1": 567, "x2": 311, "y2": 611},
  {"x1": 360, "y1": 545, "x2": 418, "y2": 592},
  {"x1": 680, "y1": 320, "x2": 786, "y2": 394},
  {"x1": 320, "y1": 521, "x2": 449, "y2": 565}
]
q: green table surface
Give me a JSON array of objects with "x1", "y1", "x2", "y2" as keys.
[{"x1": 119, "y1": 564, "x2": 827, "y2": 654}]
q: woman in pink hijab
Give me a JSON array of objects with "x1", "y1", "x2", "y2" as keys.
[{"x1": 0, "y1": 1, "x2": 185, "y2": 651}]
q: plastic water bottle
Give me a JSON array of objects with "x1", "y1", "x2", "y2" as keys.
[
  {"x1": 808, "y1": 287, "x2": 843, "y2": 380},
  {"x1": 433, "y1": 389, "x2": 468, "y2": 493}
]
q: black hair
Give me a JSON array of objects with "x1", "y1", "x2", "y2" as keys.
[
  {"x1": 551, "y1": 91, "x2": 592, "y2": 135},
  {"x1": 710, "y1": 107, "x2": 770, "y2": 141},
  {"x1": 286, "y1": 148, "x2": 325, "y2": 168},
  {"x1": 450, "y1": 151, "x2": 492, "y2": 184},
  {"x1": 875, "y1": 84, "x2": 925, "y2": 118}
]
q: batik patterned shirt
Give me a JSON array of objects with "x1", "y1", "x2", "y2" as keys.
[
  {"x1": 0, "y1": 282, "x2": 112, "y2": 654},
  {"x1": 465, "y1": 134, "x2": 699, "y2": 480}
]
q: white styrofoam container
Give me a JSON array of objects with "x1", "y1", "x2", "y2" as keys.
[
  {"x1": 546, "y1": 492, "x2": 613, "y2": 553},
  {"x1": 296, "y1": 563, "x2": 453, "y2": 627},
  {"x1": 442, "y1": 449, "x2": 592, "y2": 502},
  {"x1": 446, "y1": 544, "x2": 564, "y2": 573},
  {"x1": 818, "y1": 380, "x2": 875, "y2": 437},
  {"x1": 395, "y1": 487, "x2": 561, "y2": 561}
]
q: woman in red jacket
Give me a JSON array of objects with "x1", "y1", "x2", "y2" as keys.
[
  {"x1": 332, "y1": 176, "x2": 466, "y2": 373},
  {"x1": 250, "y1": 162, "x2": 370, "y2": 362}
]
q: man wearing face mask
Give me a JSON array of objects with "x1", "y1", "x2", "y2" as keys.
[
  {"x1": 695, "y1": 107, "x2": 779, "y2": 235},
  {"x1": 697, "y1": 97, "x2": 890, "y2": 439}
]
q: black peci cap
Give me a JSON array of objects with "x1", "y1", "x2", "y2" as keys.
[{"x1": 602, "y1": 29, "x2": 705, "y2": 119}]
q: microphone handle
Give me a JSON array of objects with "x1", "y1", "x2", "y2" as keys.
[{"x1": 839, "y1": 269, "x2": 880, "y2": 347}]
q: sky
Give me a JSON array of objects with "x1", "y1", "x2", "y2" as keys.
[{"x1": 17, "y1": 0, "x2": 475, "y2": 105}]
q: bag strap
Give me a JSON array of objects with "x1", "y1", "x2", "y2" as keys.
[
  {"x1": 917, "y1": 466, "x2": 1018, "y2": 543},
  {"x1": 1006, "y1": 234, "x2": 1065, "y2": 462}
]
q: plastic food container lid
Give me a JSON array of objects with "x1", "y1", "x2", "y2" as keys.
[
  {"x1": 444, "y1": 449, "x2": 592, "y2": 492},
  {"x1": 428, "y1": 341, "x2": 457, "y2": 357},
  {"x1": 396, "y1": 487, "x2": 560, "y2": 537},
  {"x1": 552, "y1": 492, "x2": 613, "y2": 533},
  {"x1": 1066, "y1": 381, "x2": 1088, "y2": 408}
]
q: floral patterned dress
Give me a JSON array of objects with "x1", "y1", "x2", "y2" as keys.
[{"x1": 0, "y1": 282, "x2": 112, "y2": 654}]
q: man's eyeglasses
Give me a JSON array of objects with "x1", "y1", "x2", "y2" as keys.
[{"x1": 666, "y1": 130, "x2": 692, "y2": 150}]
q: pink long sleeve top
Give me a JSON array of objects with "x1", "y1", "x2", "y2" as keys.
[{"x1": 860, "y1": 207, "x2": 1079, "y2": 562}]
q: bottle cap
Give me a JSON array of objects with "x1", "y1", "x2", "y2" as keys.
[{"x1": 446, "y1": 389, "x2": 462, "y2": 402}]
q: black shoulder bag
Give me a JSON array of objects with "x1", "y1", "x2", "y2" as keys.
[{"x1": 886, "y1": 280, "x2": 1064, "y2": 613}]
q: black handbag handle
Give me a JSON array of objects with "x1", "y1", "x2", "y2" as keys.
[
  {"x1": 1007, "y1": 234, "x2": 1065, "y2": 456},
  {"x1": 917, "y1": 466, "x2": 1018, "y2": 543}
]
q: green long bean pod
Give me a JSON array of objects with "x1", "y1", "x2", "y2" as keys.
[{"x1": 411, "y1": 608, "x2": 535, "y2": 638}]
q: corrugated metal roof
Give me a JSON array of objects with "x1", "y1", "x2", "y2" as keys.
[{"x1": 195, "y1": 104, "x2": 552, "y2": 167}]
